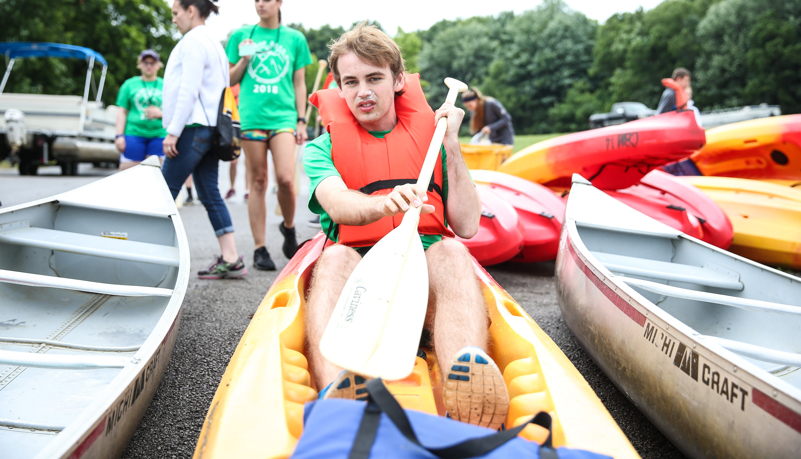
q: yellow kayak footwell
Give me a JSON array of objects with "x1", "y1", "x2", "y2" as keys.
[
  {"x1": 194, "y1": 234, "x2": 639, "y2": 459},
  {"x1": 683, "y1": 176, "x2": 801, "y2": 269}
]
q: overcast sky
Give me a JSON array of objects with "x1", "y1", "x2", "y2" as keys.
[{"x1": 173, "y1": 0, "x2": 665, "y2": 41}]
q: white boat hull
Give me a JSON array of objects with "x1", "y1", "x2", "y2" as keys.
[
  {"x1": 0, "y1": 157, "x2": 189, "y2": 458},
  {"x1": 556, "y1": 175, "x2": 801, "y2": 459}
]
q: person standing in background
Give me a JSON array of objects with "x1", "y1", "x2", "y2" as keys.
[
  {"x1": 656, "y1": 68, "x2": 691, "y2": 114},
  {"x1": 227, "y1": 0, "x2": 312, "y2": 271},
  {"x1": 114, "y1": 50, "x2": 167, "y2": 171},
  {"x1": 461, "y1": 88, "x2": 514, "y2": 146},
  {"x1": 162, "y1": 0, "x2": 246, "y2": 279}
]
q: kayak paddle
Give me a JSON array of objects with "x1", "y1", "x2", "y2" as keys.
[{"x1": 319, "y1": 77, "x2": 468, "y2": 380}]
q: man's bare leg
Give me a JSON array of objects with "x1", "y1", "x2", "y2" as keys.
[
  {"x1": 426, "y1": 239, "x2": 506, "y2": 428},
  {"x1": 243, "y1": 140, "x2": 269, "y2": 248},
  {"x1": 305, "y1": 244, "x2": 361, "y2": 391},
  {"x1": 425, "y1": 239, "x2": 488, "y2": 369}
]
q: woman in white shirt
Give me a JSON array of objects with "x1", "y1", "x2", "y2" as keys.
[{"x1": 162, "y1": 0, "x2": 246, "y2": 279}]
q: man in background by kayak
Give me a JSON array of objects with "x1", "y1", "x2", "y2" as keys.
[
  {"x1": 303, "y1": 22, "x2": 510, "y2": 429},
  {"x1": 656, "y1": 67, "x2": 691, "y2": 114}
]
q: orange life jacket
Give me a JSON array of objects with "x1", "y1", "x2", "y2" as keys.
[
  {"x1": 309, "y1": 73, "x2": 453, "y2": 247},
  {"x1": 661, "y1": 78, "x2": 688, "y2": 111}
]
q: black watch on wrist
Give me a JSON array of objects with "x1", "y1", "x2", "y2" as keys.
[{"x1": 297, "y1": 117, "x2": 307, "y2": 124}]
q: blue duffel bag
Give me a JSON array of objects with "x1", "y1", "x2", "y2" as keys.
[{"x1": 291, "y1": 378, "x2": 612, "y2": 459}]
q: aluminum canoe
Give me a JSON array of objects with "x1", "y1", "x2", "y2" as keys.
[
  {"x1": 556, "y1": 174, "x2": 801, "y2": 458},
  {"x1": 0, "y1": 156, "x2": 190, "y2": 459},
  {"x1": 194, "y1": 233, "x2": 639, "y2": 459}
]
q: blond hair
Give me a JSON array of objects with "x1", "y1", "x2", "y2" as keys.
[{"x1": 328, "y1": 22, "x2": 405, "y2": 88}]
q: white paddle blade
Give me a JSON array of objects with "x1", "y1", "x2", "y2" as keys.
[
  {"x1": 320, "y1": 218, "x2": 426, "y2": 377},
  {"x1": 360, "y1": 233, "x2": 428, "y2": 380}
]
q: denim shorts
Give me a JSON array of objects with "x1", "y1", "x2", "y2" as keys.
[{"x1": 122, "y1": 135, "x2": 164, "y2": 162}]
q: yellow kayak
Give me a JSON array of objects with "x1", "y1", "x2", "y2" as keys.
[
  {"x1": 683, "y1": 176, "x2": 801, "y2": 269},
  {"x1": 193, "y1": 233, "x2": 639, "y2": 459},
  {"x1": 691, "y1": 114, "x2": 801, "y2": 180}
]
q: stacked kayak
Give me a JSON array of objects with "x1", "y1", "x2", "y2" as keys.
[
  {"x1": 456, "y1": 171, "x2": 566, "y2": 266},
  {"x1": 498, "y1": 110, "x2": 705, "y2": 190},
  {"x1": 683, "y1": 176, "x2": 801, "y2": 269},
  {"x1": 557, "y1": 174, "x2": 801, "y2": 459},
  {"x1": 690, "y1": 114, "x2": 801, "y2": 180},
  {"x1": 193, "y1": 233, "x2": 640, "y2": 459},
  {"x1": 609, "y1": 170, "x2": 733, "y2": 250}
]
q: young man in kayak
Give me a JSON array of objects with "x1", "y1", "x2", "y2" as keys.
[
  {"x1": 303, "y1": 23, "x2": 509, "y2": 429},
  {"x1": 656, "y1": 67, "x2": 691, "y2": 114}
]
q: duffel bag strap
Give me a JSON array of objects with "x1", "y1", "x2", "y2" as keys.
[{"x1": 349, "y1": 378, "x2": 559, "y2": 459}]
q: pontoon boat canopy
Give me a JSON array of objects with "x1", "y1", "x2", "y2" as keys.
[{"x1": 0, "y1": 42, "x2": 107, "y2": 66}]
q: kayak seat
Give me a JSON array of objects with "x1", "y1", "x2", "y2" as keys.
[
  {"x1": 0, "y1": 225, "x2": 179, "y2": 267},
  {"x1": 590, "y1": 251, "x2": 744, "y2": 291}
]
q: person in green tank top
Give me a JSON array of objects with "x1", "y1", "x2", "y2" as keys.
[
  {"x1": 115, "y1": 50, "x2": 168, "y2": 171},
  {"x1": 227, "y1": 0, "x2": 312, "y2": 271}
]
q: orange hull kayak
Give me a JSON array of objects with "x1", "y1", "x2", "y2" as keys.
[
  {"x1": 690, "y1": 114, "x2": 801, "y2": 180},
  {"x1": 194, "y1": 233, "x2": 639, "y2": 459},
  {"x1": 498, "y1": 110, "x2": 705, "y2": 190}
]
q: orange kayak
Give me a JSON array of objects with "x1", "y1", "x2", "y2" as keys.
[
  {"x1": 194, "y1": 233, "x2": 640, "y2": 459},
  {"x1": 690, "y1": 114, "x2": 801, "y2": 180},
  {"x1": 498, "y1": 110, "x2": 705, "y2": 190}
]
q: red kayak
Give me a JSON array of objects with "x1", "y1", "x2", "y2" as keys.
[
  {"x1": 471, "y1": 170, "x2": 565, "y2": 263},
  {"x1": 498, "y1": 110, "x2": 706, "y2": 190},
  {"x1": 456, "y1": 184, "x2": 524, "y2": 266},
  {"x1": 596, "y1": 170, "x2": 733, "y2": 249}
]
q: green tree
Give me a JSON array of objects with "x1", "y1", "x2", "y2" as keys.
[
  {"x1": 418, "y1": 18, "x2": 499, "y2": 106},
  {"x1": 481, "y1": 0, "x2": 597, "y2": 133},
  {"x1": 0, "y1": 0, "x2": 176, "y2": 106},
  {"x1": 394, "y1": 28, "x2": 423, "y2": 74},
  {"x1": 547, "y1": 80, "x2": 604, "y2": 132},
  {"x1": 694, "y1": 0, "x2": 801, "y2": 111},
  {"x1": 742, "y1": 9, "x2": 801, "y2": 113},
  {"x1": 288, "y1": 23, "x2": 346, "y2": 62}
]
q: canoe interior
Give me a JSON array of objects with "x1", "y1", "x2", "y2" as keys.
[
  {"x1": 0, "y1": 200, "x2": 178, "y2": 458},
  {"x1": 577, "y1": 224, "x2": 801, "y2": 388}
]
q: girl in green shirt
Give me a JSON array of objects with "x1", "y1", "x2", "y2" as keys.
[
  {"x1": 115, "y1": 49, "x2": 168, "y2": 171},
  {"x1": 227, "y1": 0, "x2": 312, "y2": 271}
]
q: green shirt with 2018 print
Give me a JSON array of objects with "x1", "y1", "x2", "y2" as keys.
[
  {"x1": 226, "y1": 24, "x2": 312, "y2": 131},
  {"x1": 116, "y1": 76, "x2": 167, "y2": 138}
]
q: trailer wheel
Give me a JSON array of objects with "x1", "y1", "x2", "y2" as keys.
[
  {"x1": 18, "y1": 158, "x2": 39, "y2": 176},
  {"x1": 60, "y1": 162, "x2": 78, "y2": 176}
]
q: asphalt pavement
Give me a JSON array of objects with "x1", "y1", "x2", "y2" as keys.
[{"x1": 0, "y1": 159, "x2": 685, "y2": 458}]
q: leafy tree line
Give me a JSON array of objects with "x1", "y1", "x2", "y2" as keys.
[
  {"x1": 2, "y1": 0, "x2": 799, "y2": 135},
  {"x1": 411, "y1": 0, "x2": 801, "y2": 134}
]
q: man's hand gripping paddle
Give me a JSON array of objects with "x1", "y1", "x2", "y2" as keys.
[{"x1": 319, "y1": 78, "x2": 468, "y2": 380}]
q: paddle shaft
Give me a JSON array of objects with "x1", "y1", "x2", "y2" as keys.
[
  {"x1": 401, "y1": 85, "x2": 463, "y2": 225},
  {"x1": 305, "y1": 60, "x2": 328, "y2": 121}
]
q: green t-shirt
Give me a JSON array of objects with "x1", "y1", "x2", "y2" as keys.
[
  {"x1": 116, "y1": 76, "x2": 168, "y2": 138},
  {"x1": 226, "y1": 25, "x2": 313, "y2": 131},
  {"x1": 303, "y1": 130, "x2": 449, "y2": 250}
]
